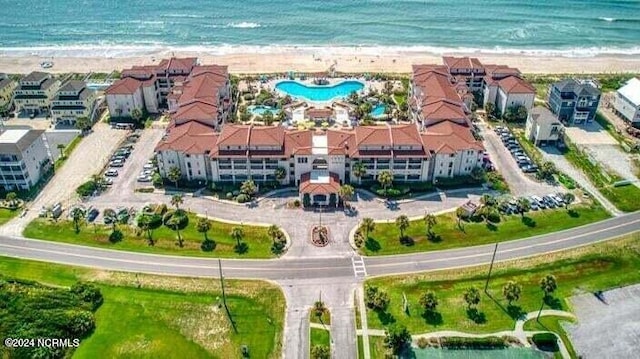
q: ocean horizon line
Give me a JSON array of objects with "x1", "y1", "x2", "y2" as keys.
[{"x1": 2, "y1": 44, "x2": 640, "y2": 59}]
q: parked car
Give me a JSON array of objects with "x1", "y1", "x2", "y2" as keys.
[
  {"x1": 143, "y1": 163, "x2": 155, "y2": 170},
  {"x1": 105, "y1": 169, "x2": 119, "y2": 177},
  {"x1": 137, "y1": 175, "x2": 151, "y2": 182},
  {"x1": 103, "y1": 177, "x2": 113, "y2": 185},
  {"x1": 86, "y1": 208, "x2": 99, "y2": 222},
  {"x1": 111, "y1": 155, "x2": 127, "y2": 162},
  {"x1": 110, "y1": 159, "x2": 124, "y2": 167}
]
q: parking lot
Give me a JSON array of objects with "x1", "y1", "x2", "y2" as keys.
[
  {"x1": 565, "y1": 284, "x2": 640, "y2": 358},
  {"x1": 103, "y1": 128, "x2": 164, "y2": 197},
  {"x1": 479, "y1": 121, "x2": 559, "y2": 197}
]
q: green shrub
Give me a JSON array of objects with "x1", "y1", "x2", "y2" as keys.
[
  {"x1": 439, "y1": 336, "x2": 507, "y2": 349},
  {"x1": 70, "y1": 282, "x2": 104, "y2": 310},
  {"x1": 532, "y1": 333, "x2": 559, "y2": 352},
  {"x1": 152, "y1": 173, "x2": 162, "y2": 187},
  {"x1": 109, "y1": 229, "x2": 123, "y2": 243},
  {"x1": 162, "y1": 210, "x2": 189, "y2": 229},
  {"x1": 76, "y1": 180, "x2": 97, "y2": 197},
  {"x1": 225, "y1": 192, "x2": 233, "y2": 200},
  {"x1": 201, "y1": 238, "x2": 217, "y2": 252},
  {"x1": 236, "y1": 194, "x2": 250, "y2": 203}
]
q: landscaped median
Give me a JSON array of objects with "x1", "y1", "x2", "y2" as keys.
[
  {"x1": 361, "y1": 233, "x2": 640, "y2": 358},
  {"x1": 309, "y1": 302, "x2": 331, "y2": 359},
  {"x1": 355, "y1": 203, "x2": 610, "y2": 256},
  {"x1": 0, "y1": 256, "x2": 285, "y2": 359},
  {"x1": 23, "y1": 209, "x2": 285, "y2": 259}
]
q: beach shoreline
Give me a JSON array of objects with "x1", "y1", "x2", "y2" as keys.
[{"x1": 1, "y1": 48, "x2": 640, "y2": 75}]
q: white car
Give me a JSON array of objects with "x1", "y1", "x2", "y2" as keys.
[
  {"x1": 105, "y1": 169, "x2": 119, "y2": 177},
  {"x1": 137, "y1": 175, "x2": 151, "y2": 182},
  {"x1": 143, "y1": 163, "x2": 154, "y2": 170},
  {"x1": 142, "y1": 169, "x2": 154, "y2": 176}
]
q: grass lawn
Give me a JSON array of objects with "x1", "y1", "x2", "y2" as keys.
[
  {"x1": 600, "y1": 185, "x2": 640, "y2": 212},
  {"x1": 360, "y1": 204, "x2": 609, "y2": 256},
  {"x1": 369, "y1": 336, "x2": 387, "y2": 359},
  {"x1": 54, "y1": 135, "x2": 83, "y2": 170},
  {"x1": 310, "y1": 327, "x2": 330, "y2": 348},
  {"x1": 0, "y1": 256, "x2": 284, "y2": 359},
  {"x1": 0, "y1": 207, "x2": 19, "y2": 225},
  {"x1": 365, "y1": 232, "x2": 640, "y2": 337},
  {"x1": 357, "y1": 335, "x2": 365, "y2": 359},
  {"x1": 23, "y1": 212, "x2": 278, "y2": 258},
  {"x1": 524, "y1": 316, "x2": 577, "y2": 359}
]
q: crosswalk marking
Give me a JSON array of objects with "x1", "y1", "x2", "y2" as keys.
[{"x1": 352, "y1": 256, "x2": 367, "y2": 278}]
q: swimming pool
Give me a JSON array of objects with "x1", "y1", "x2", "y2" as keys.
[
  {"x1": 371, "y1": 104, "x2": 386, "y2": 117},
  {"x1": 275, "y1": 80, "x2": 364, "y2": 102},
  {"x1": 248, "y1": 105, "x2": 277, "y2": 116}
]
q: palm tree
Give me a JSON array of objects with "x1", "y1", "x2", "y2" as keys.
[
  {"x1": 274, "y1": 167, "x2": 287, "y2": 182},
  {"x1": 502, "y1": 281, "x2": 522, "y2": 306},
  {"x1": 130, "y1": 108, "x2": 143, "y2": 123},
  {"x1": 463, "y1": 287, "x2": 481, "y2": 309},
  {"x1": 267, "y1": 224, "x2": 281, "y2": 245},
  {"x1": 480, "y1": 194, "x2": 496, "y2": 208},
  {"x1": 539, "y1": 274, "x2": 558, "y2": 299},
  {"x1": 419, "y1": 290, "x2": 438, "y2": 312},
  {"x1": 352, "y1": 162, "x2": 366, "y2": 185},
  {"x1": 230, "y1": 226, "x2": 244, "y2": 247},
  {"x1": 516, "y1": 197, "x2": 531, "y2": 218},
  {"x1": 91, "y1": 174, "x2": 105, "y2": 191},
  {"x1": 137, "y1": 214, "x2": 155, "y2": 245},
  {"x1": 360, "y1": 217, "x2": 375, "y2": 241},
  {"x1": 75, "y1": 116, "x2": 91, "y2": 131},
  {"x1": 170, "y1": 194, "x2": 184, "y2": 211},
  {"x1": 166, "y1": 216, "x2": 184, "y2": 247},
  {"x1": 313, "y1": 300, "x2": 327, "y2": 320},
  {"x1": 70, "y1": 207, "x2": 86, "y2": 233},
  {"x1": 338, "y1": 184, "x2": 354, "y2": 206},
  {"x1": 455, "y1": 207, "x2": 466, "y2": 230},
  {"x1": 103, "y1": 208, "x2": 117, "y2": 232},
  {"x1": 168, "y1": 166, "x2": 181, "y2": 189},
  {"x1": 57, "y1": 143, "x2": 66, "y2": 159},
  {"x1": 5, "y1": 192, "x2": 17, "y2": 206},
  {"x1": 424, "y1": 213, "x2": 437, "y2": 238},
  {"x1": 395, "y1": 215, "x2": 409, "y2": 240},
  {"x1": 378, "y1": 170, "x2": 393, "y2": 195},
  {"x1": 561, "y1": 193, "x2": 575, "y2": 210},
  {"x1": 196, "y1": 217, "x2": 211, "y2": 241}
]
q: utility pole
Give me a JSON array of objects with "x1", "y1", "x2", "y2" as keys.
[{"x1": 484, "y1": 242, "x2": 499, "y2": 293}]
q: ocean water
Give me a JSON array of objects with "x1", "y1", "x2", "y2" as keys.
[{"x1": 0, "y1": 0, "x2": 639, "y2": 57}]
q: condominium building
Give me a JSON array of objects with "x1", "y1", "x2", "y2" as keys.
[
  {"x1": 548, "y1": 79, "x2": 600, "y2": 124},
  {"x1": 105, "y1": 57, "x2": 198, "y2": 117},
  {"x1": 0, "y1": 128, "x2": 50, "y2": 191},
  {"x1": 0, "y1": 74, "x2": 17, "y2": 113},
  {"x1": 13, "y1": 72, "x2": 60, "y2": 115},
  {"x1": 613, "y1": 77, "x2": 640, "y2": 125},
  {"x1": 50, "y1": 81, "x2": 97, "y2": 126}
]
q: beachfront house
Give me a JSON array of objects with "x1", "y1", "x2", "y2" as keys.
[
  {"x1": 525, "y1": 107, "x2": 563, "y2": 146},
  {"x1": 493, "y1": 76, "x2": 535, "y2": 116},
  {"x1": 613, "y1": 77, "x2": 640, "y2": 126},
  {"x1": 548, "y1": 79, "x2": 600, "y2": 125},
  {"x1": 105, "y1": 77, "x2": 145, "y2": 118},
  {"x1": 0, "y1": 74, "x2": 17, "y2": 115},
  {"x1": 50, "y1": 81, "x2": 97, "y2": 126},
  {"x1": 13, "y1": 72, "x2": 60, "y2": 117},
  {"x1": 0, "y1": 128, "x2": 51, "y2": 191}
]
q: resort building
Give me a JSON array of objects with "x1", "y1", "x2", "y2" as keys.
[
  {"x1": 443, "y1": 56, "x2": 485, "y2": 92},
  {"x1": 0, "y1": 74, "x2": 17, "y2": 113},
  {"x1": 0, "y1": 128, "x2": 50, "y2": 191},
  {"x1": 13, "y1": 72, "x2": 60, "y2": 116},
  {"x1": 548, "y1": 79, "x2": 600, "y2": 124},
  {"x1": 613, "y1": 77, "x2": 640, "y2": 125},
  {"x1": 50, "y1": 81, "x2": 97, "y2": 126},
  {"x1": 105, "y1": 57, "x2": 198, "y2": 117},
  {"x1": 525, "y1": 107, "x2": 563, "y2": 146}
]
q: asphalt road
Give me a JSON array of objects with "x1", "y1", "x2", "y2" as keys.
[{"x1": 2, "y1": 211, "x2": 639, "y2": 280}]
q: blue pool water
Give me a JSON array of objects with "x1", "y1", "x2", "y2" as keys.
[
  {"x1": 371, "y1": 104, "x2": 386, "y2": 117},
  {"x1": 248, "y1": 105, "x2": 277, "y2": 116},
  {"x1": 275, "y1": 80, "x2": 364, "y2": 102}
]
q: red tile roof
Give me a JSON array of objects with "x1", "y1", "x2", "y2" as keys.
[
  {"x1": 284, "y1": 130, "x2": 313, "y2": 156},
  {"x1": 105, "y1": 77, "x2": 142, "y2": 95},
  {"x1": 443, "y1": 56, "x2": 484, "y2": 72},
  {"x1": 158, "y1": 57, "x2": 198, "y2": 73},
  {"x1": 421, "y1": 121, "x2": 484, "y2": 154},
  {"x1": 498, "y1": 76, "x2": 536, "y2": 94},
  {"x1": 218, "y1": 125, "x2": 251, "y2": 147},
  {"x1": 249, "y1": 126, "x2": 285, "y2": 148},
  {"x1": 172, "y1": 100, "x2": 219, "y2": 126},
  {"x1": 155, "y1": 121, "x2": 218, "y2": 155},
  {"x1": 299, "y1": 172, "x2": 341, "y2": 195}
]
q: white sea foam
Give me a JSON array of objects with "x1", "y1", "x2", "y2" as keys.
[
  {"x1": 226, "y1": 22, "x2": 261, "y2": 28},
  {"x1": 2, "y1": 44, "x2": 640, "y2": 59},
  {"x1": 599, "y1": 17, "x2": 615, "y2": 22}
]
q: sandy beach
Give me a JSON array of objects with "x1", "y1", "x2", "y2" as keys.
[{"x1": 1, "y1": 49, "x2": 640, "y2": 75}]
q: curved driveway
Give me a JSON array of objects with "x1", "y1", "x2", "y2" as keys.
[{"x1": 2, "y1": 211, "x2": 639, "y2": 280}]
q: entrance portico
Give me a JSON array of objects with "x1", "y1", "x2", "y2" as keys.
[{"x1": 299, "y1": 171, "x2": 341, "y2": 207}]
